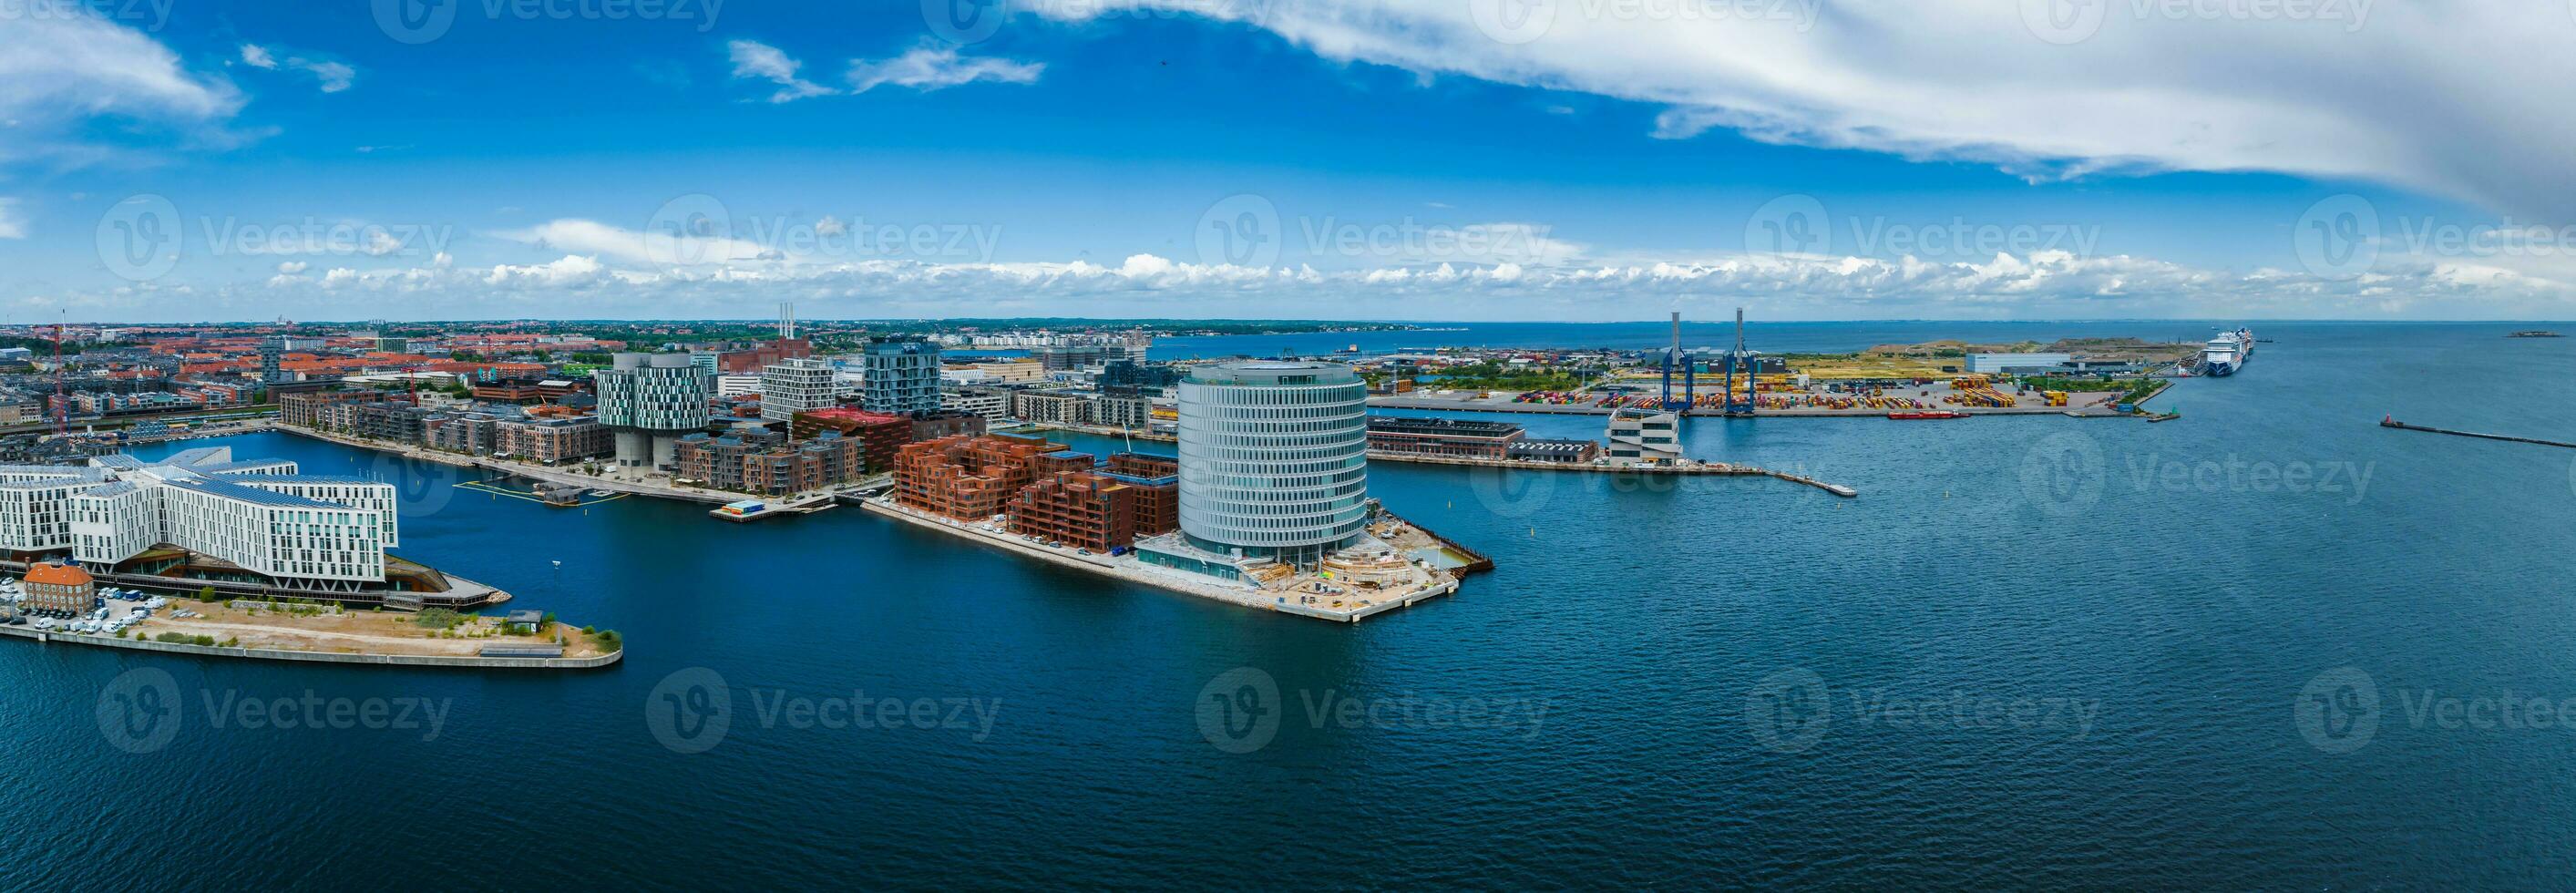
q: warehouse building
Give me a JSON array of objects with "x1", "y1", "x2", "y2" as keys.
[{"x1": 1365, "y1": 416, "x2": 1525, "y2": 459}]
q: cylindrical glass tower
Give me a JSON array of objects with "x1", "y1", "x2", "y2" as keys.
[{"x1": 1176, "y1": 361, "x2": 1369, "y2": 567}]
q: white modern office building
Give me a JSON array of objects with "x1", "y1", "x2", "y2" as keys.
[
  {"x1": 941, "y1": 385, "x2": 1011, "y2": 422},
  {"x1": 0, "y1": 446, "x2": 398, "y2": 587},
  {"x1": 760, "y1": 356, "x2": 837, "y2": 423},
  {"x1": 1173, "y1": 361, "x2": 1370, "y2": 568},
  {"x1": 596, "y1": 352, "x2": 713, "y2": 468},
  {"x1": 1606, "y1": 409, "x2": 1684, "y2": 465}
]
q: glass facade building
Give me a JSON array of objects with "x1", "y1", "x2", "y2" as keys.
[
  {"x1": 596, "y1": 353, "x2": 713, "y2": 468},
  {"x1": 862, "y1": 336, "x2": 942, "y2": 416}
]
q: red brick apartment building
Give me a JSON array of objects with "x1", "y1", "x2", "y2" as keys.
[
  {"x1": 792, "y1": 408, "x2": 913, "y2": 473},
  {"x1": 1100, "y1": 453, "x2": 1180, "y2": 537},
  {"x1": 1006, "y1": 472, "x2": 1139, "y2": 552},
  {"x1": 892, "y1": 435, "x2": 1066, "y2": 520}
]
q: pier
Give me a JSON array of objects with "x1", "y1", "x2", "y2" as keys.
[
  {"x1": 709, "y1": 493, "x2": 838, "y2": 522},
  {"x1": 2379, "y1": 416, "x2": 2576, "y2": 449}
]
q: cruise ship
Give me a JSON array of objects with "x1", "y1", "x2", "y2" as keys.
[{"x1": 2201, "y1": 328, "x2": 2254, "y2": 376}]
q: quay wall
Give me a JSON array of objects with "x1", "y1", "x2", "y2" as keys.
[{"x1": 0, "y1": 624, "x2": 621, "y2": 670}]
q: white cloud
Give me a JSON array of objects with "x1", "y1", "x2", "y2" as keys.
[
  {"x1": 0, "y1": 198, "x2": 25, "y2": 239},
  {"x1": 0, "y1": 13, "x2": 241, "y2": 164},
  {"x1": 274, "y1": 261, "x2": 307, "y2": 274},
  {"x1": 42, "y1": 241, "x2": 2562, "y2": 323},
  {"x1": 239, "y1": 43, "x2": 354, "y2": 93},
  {"x1": 491, "y1": 218, "x2": 775, "y2": 266},
  {"x1": 481, "y1": 254, "x2": 610, "y2": 288},
  {"x1": 1035, "y1": 1, "x2": 2576, "y2": 221},
  {"x1": 847, "y1": 46, "x2": 1043, "y2": 94},
  {"x1": 295, "y1": 59, "x2": 355, "y2": 94},
  {"x1": 727, "y1": 39, "x2": 835, "y2": 103}
]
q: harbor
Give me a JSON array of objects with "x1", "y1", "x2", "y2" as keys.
[
  {"x1": 2, "y1": 322, "x2": 2549, "y2": 891},
  {"x1": 1021, "y1": 420, "x2": 1863, "y2": 496}
]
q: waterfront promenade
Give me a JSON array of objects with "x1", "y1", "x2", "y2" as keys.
[{"x1": 279, "y1": 425, "x2": 743, "y2": 506}]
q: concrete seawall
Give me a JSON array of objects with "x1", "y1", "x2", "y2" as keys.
[{"x1": 0, "y1": 624, "x2": 622, "y2": 670}]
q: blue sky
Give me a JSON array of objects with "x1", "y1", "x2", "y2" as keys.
[{"x1": 1, "y1": 0, "x2": 2568, "y2": 321}]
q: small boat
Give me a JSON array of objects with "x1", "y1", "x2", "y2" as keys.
[{"x1": 1886, "y1": 410, "x2": 1968, "y2": 419}]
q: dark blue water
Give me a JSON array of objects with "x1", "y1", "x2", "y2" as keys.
[{"x1": 7, "y1": 322, "x2": 2576, "y2": 888}]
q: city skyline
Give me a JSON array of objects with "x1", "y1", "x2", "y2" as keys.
[{"x1": 6, "y1": 4, "x2": 2575, "y2": 321}]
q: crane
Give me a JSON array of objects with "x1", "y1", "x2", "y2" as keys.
[{"x1": 1723, "y1": 307, "x2": 1759, "y2": 416}]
